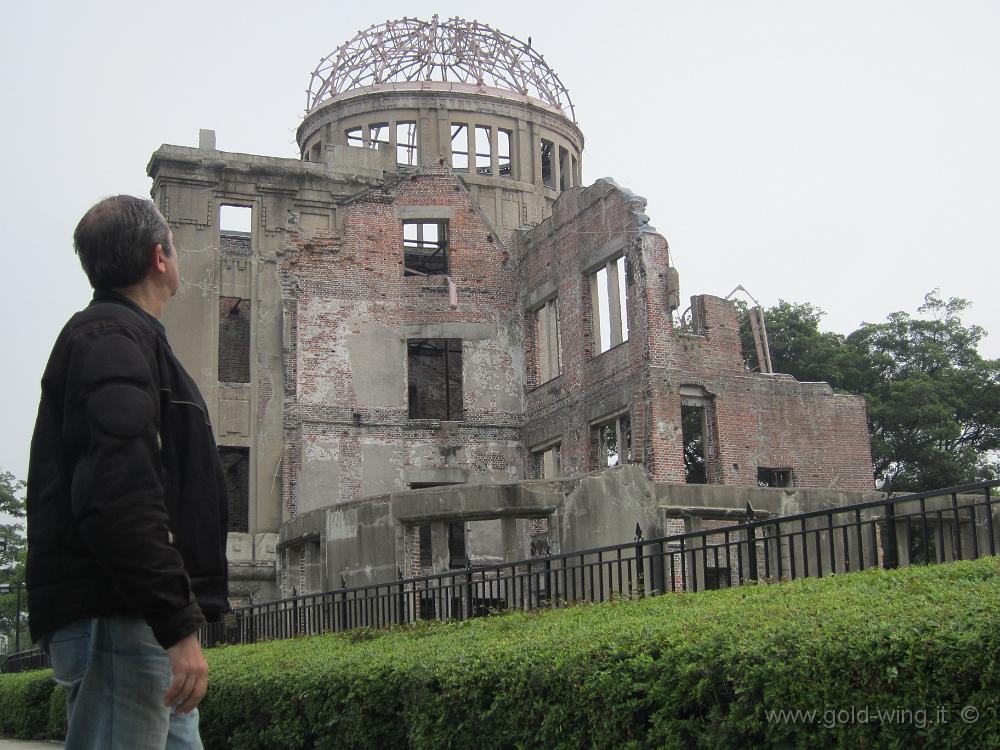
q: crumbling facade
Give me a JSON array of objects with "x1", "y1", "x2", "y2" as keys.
[{"x1": 146, "y1": 17, "x2": 873, "y2": 604}]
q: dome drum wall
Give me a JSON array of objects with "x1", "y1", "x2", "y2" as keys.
[{"x1": 297, "y1": 85, "x2": 584, "y2": 228}]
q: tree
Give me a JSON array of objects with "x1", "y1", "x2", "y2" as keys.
[
  {"x1": 0, "y1": 470, "x2": 26, "y2": 653},
  {"x1": 747, "y1": 292, "x2": 1000, "y2": 492},
  {"x1": 846, "y1": 292, "x2": 1000, "y2": 491},
  {"x1": 738, "y1": 300, "x2": 849, "y2": 383}
]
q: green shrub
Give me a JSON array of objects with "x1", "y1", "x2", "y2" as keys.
[
  {"x1": 4, "y1": 558, "x2": 1000, "y2": 748},
  {"x1": 0, "y1": 669, "x2": 55, "y2": 739}
]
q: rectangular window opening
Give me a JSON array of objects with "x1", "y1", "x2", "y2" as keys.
[
  {"x1": 346, "y1": 127, "x2": 364, "y2": 148},
  {"x1": 498, "y1": 129, "x2": 513, "y2": 177},
  {"x1": 704, "y1": 567, "x2": 731, "y2": 590},
  {"x1": 531, "y1": 445, "x2": 561, "y2": 480},
  {"x1": 682, "y1": 405, "x2": 707, "y2": 484},
  {"x1": 534, "y1": 298, "x2": 562, "y2": 384},
  {"x1": 407, "y1": 338, "x2": 463, "y2": 420},
  {"x1": 540, "y1": 139, "x2": 554, "y2": 188},
  {"x1": 369, "y1": 122, "x2": 389, "y2": 149},
  {"x1": 448, "y1": 522, "x2": 467, "y2": 569},
  {"x1": 559, "y1": 146, "x2": 571, "y2": 190},
  {"x1": 218, "y1": 446, "x2": 249, "y2": 533},
  {"x1": 590, "y1": 256, "x2": 628, "y2": 354},
  {"x1": 596, "y1": 413, "x2": 632, "y2": 468},
  {"x1": 757, "y1": 467, "x2": 793, "y2": 488},
  {"x1": 396, "y1": 121, "x2": 417, "y2": 166},
  {"x1": 220, "y1": 205, "x2": 252, "y2": 235},
  {"x1": 218, "y1": 296, "x2": 250, "y2": 383},
  {"x1": 451, "y1": 123, "x2": 469, "y2": 170},
  {"x1": 309, "y1": 141, "x2": 322, "y2": 162},
  {"x1": 403, "y1": 220, "x2": 448, "y2": 276},
  {"x1": 475, "y1": 125, "x2": 492, "y2": 175}
]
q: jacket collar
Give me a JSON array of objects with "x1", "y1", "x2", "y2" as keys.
[{"x1": 91, "y1": 289, "x2": 168, "y2": 341}]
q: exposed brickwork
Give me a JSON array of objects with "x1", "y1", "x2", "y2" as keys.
[
  {"x1": 218, "y1": 296, "x2": 251, "y2": 383},
  {"x1": 219, "y1": 446, "x2": 250, "y2": 532},
  {"x1": 279, "y1": 166, "x2": 524, "y2": 509},
  {"x1": 517, "y1": 179, "x2": 872, "y2": 491}
]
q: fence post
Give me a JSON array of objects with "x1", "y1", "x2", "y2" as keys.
[
  {"x1": 396, "y1": 567, "x2": 407, "y2": 625},
  {"x1": 883, "y1": 501, "x2": 899, "y2": 570},
  {"x1": 745, "y1": 502, "x2": 759, "y2": 582},
  {"x1": 339, "y1": 575, "x2": 348, "y2": 631},
  {"x1": 634, "y1": 523, "x2": 645, "y2": 598},
  {"x1": 464, "y1": 562, "x2": 474, "y2": 620},
  {"x1": 544, "y1": 551, "x2": 554, "y2": 607}
]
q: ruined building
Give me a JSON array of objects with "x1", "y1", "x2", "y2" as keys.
[{"x1": 146, "y1": 17, "x2": 874, "y2": 604}]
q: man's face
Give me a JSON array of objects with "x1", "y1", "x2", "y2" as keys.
[{"x1": 163, "y1": 230, "x2": 180, "y2": 297}]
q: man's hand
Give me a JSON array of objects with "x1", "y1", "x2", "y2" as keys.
[{"x1": 163, "y1": 633, "x2": 208, "y2": 714}]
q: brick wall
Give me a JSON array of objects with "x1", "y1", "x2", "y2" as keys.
[
  {"x1": 518, "y1": 179, "x2": 872, "y2": 492},
  {"x1": 218, "y1": 446, "x2": 250, "y2": 532},
  {"x1": 218, "y1": 296, "x2": 250, "y2": 382},
  {"x1": 279, "y1": 166, "x2": 524, "y2": 511}
]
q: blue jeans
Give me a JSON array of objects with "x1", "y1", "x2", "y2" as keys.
[{"x1": 45, "y1": 617, "x2": 203, "y2": 750}]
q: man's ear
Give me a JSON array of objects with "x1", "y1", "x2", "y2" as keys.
[{"x1": 152, "y1": 243, "x2": 168, "y2": 274}]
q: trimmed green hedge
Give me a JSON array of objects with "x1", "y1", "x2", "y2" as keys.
[{"x1": 5, "y1": 558, "x2": 1000, "y2": 748}]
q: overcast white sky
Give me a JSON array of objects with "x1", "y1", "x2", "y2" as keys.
[{"x1": 1, "y1": 0, "x2": 997, "y2": 480}]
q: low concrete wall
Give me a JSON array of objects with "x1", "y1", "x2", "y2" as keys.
[{"x1": 276, "y1": 466, "x2": 884, "y2": 597}]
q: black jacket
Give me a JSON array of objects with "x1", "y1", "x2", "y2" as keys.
[{"x1": 27, "y1": 291, "x2": 228, "y2": 648}]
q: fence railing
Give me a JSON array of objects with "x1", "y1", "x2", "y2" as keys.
[
  {"x1": 4, "y1": 480, "x2": 998, "y2": 671},
  {"x1": 200, "y1": 480, "x2": 1000, "y2": 647}
]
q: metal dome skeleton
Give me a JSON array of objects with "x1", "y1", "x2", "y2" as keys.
[{"x1": 306, "y1": 16, "x2": 576, "y2": 121}]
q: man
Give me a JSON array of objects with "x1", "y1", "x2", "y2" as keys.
[{"x1": 26, "y1": 195, "x2": 229, "y2": 749}]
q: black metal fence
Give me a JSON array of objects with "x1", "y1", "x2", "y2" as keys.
[
  {"x1": 4, "y1": 480, "x2": 998, "y2": 671},
  {"x1": 200, "y1": 480, "x2": 999, "y2": 647}
]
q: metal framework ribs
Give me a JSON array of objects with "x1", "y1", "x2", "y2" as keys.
[{"x1": 306, "y1": 15, "x2": 576, "y2": 120}]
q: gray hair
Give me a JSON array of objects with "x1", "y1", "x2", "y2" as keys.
[{"x1": 73, "y1": 195, "x2": 172, "y2": 290}]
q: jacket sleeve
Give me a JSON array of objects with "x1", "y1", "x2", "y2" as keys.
[{"x1": 66, "y1": 327, "x2": 205, "y2": 648}]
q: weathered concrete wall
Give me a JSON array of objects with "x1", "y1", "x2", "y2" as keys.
[
  {"x1": 277, "y1": 464, "x2": 882, "y2": 595},
  {"x1": 296, "y1": 83, "x2": 586, "y2": 244}
]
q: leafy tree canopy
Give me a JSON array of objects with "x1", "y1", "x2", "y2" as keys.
[
  {"x1": 0, "y1": 470, "x2": 26, "y2": 652},
  {"x1": 741, "y1": 292, "x2": 1000, "y2": 492}
]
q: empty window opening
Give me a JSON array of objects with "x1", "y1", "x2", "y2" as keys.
[
  {"x1": 415, "y1": 520, "x2": 466, "y2": 570},
  {"x1": 218, "y1": 446, "x2": 249, "y2": 533},
  {"x1": 403, "y1": 220, "x2": 448, "y2": 276},
  {"x1": 559, "y1": 146, "x2": 571, "y2": 190},
  {"x1": 531, "y1": 445, "x2": 561, "y2": 480},
  {"x1": 451, "y1": 123, "x2": 469, "y2": 170},
  {"x1": 534, "y1": 298, "x2": 562, "y2": 384},
  {"x1": 540, "y1": 139, "x2": 554, "y2": 188},
  {"x1": 346, "y1": 127, "x2": 364, "y2": 147},
  {"x1": 596, "y1": 413, "x2": 632, "y2": 468},
  {"x1": 498, "y1": 129, "x2": 513, "y2": 177},
  {"x1": 407, "y1": 338, "x2": 463, "y2": 420},
  {"x1": 396, "y1": 121, "x2": 417, "y2": 166},
  {"x1": 475, "y1": 126, "x2": 492, "y2": 175},
  {"x1": 590, "y1": 256, "x2": 629, "y2": 354},
  {"x1": 682, "y1": 404, "x2": 707, "y2": 484},
  {"x1": 219, "y1": 205, "x2": 251, "y2": 235},
  {"x1": 369, "y1": 123, "x2": 389, "y2": 149},
  {"x1": 309, "y1": 141, "x2": 322, "y2": 162},
  {"x1": 571, "y1": 155, "x2": 579, "y2": 186},
  {"x1": 448, "y1": 522, "x2": 467, "y2": 569},
  {"x1": 757, "y1": 468, "x2": 793, "y2": 488},
  {"x1": 704, "y1": 567, "x2": 731, "y2": 590},
  {"x1": 218, "y1": 296, "x2": 250, "y2": 383}
]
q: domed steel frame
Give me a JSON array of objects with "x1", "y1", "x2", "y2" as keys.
[{"x1": 306, "y1": 15, "x2": 576, "y2": 122}]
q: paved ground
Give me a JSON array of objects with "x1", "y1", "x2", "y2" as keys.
[{"x1": 0, "y1": 741, "x2": 63, "y2": 748}]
